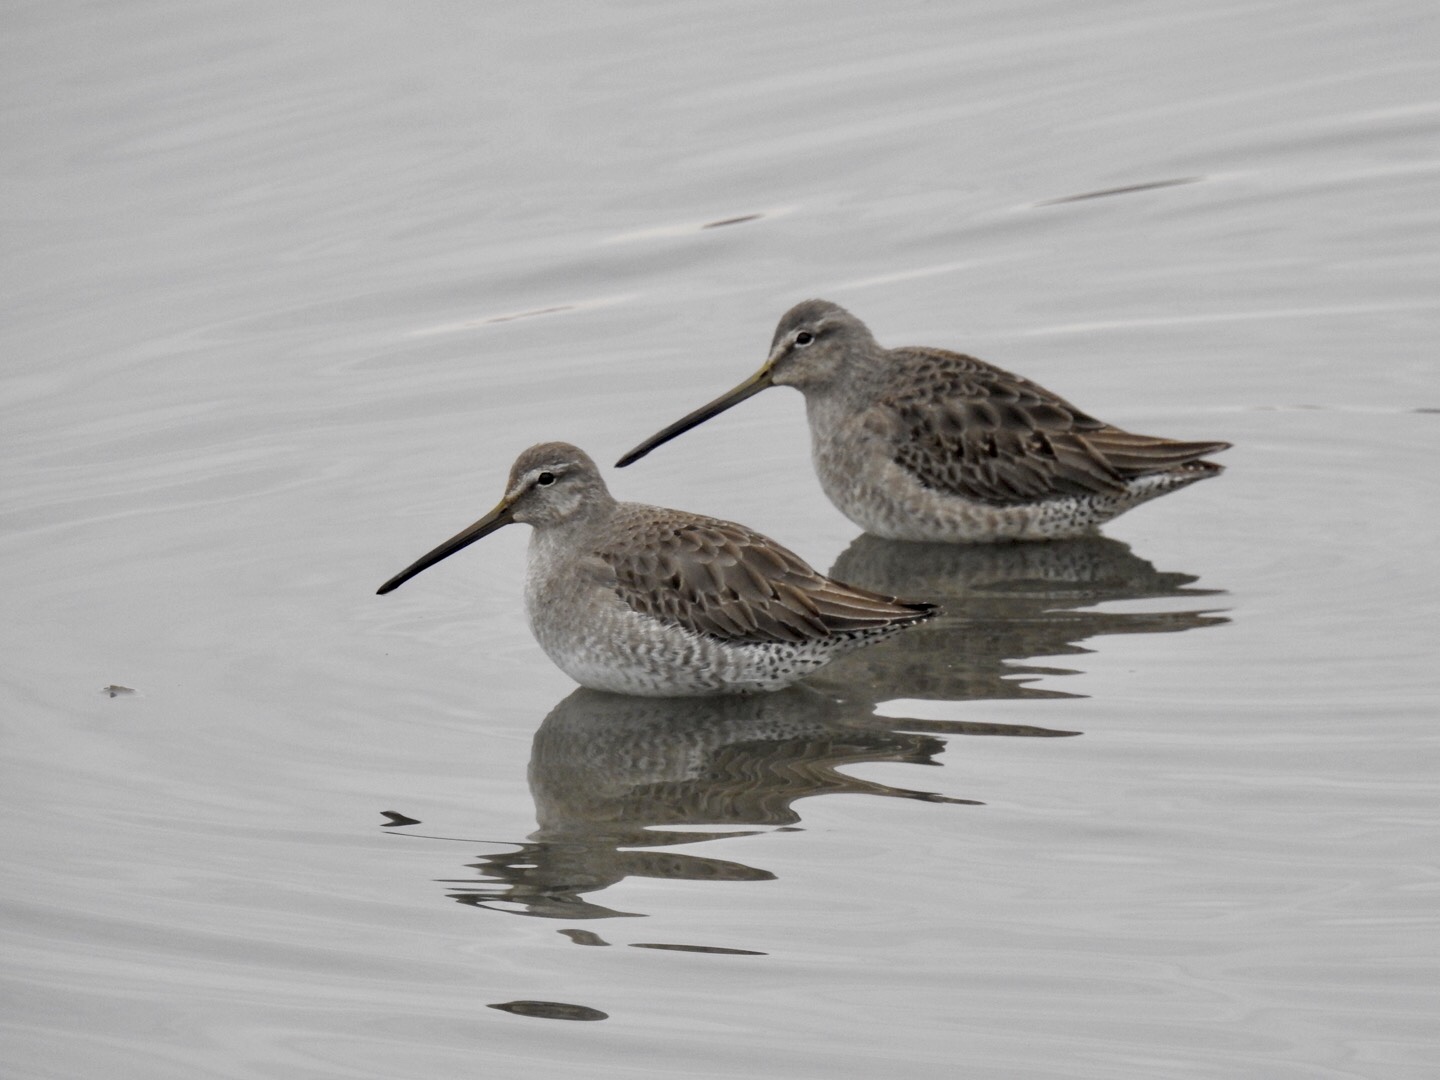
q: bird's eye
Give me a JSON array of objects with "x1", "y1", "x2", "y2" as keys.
[
  {"x1": 794, "y1": 331, "x2": 816, "y2": 347},
  {"x1": 535, "y1": 471, "x2": 556, "y2": 487}
]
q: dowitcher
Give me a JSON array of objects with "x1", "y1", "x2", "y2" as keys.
[
  {"x1": 376, "y1": 442, "x2": 934, "y2": 696},
  {"x1": 617, "y1": 300, "x2": 1230, "y2": 542}
]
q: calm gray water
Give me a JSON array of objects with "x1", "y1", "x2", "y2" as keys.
[{"x1": 3, "y1": 2, "x2": 1438, "y2": 1077}]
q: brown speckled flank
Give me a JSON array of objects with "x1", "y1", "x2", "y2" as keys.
[
  {"x1": 377, "y1": 443, "x2": 934, "y2": 696},
  {"x1": 618, "y1": 300, "x2": 1230, "y2": 542}
]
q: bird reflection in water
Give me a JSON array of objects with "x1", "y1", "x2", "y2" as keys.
[
  {"x1": 430, "y1": 685, "x2": 1073, "y2": 920},
  {"x1": 396, "y1": 535, "x2": 1223, "y2": 924},
  {"x1": 817, "y1": 534, "x2": 1226, "y2": 704}
]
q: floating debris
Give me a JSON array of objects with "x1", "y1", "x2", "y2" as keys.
[
  {"x1": 487, "y1": 1000, "x2": 608, "y2": 1021},
  {"x1": 630, "y1": 943, "x2": 766, "y2": 956},
  {"x1": 101, "y1": 685, "x2": 135, "y2": 698},
  {"x1": 702, "y1": 213, "x2": 763, "y2": 229},
  {"x1": 1036, "y1": 177, "x2": 1202, "y2": 205}
]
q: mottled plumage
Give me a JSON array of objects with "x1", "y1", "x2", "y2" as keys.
[
  {"x1": 377, "y1": 442, "x2": 933, "y2": 696},
  {"x1": 617, "y1": 300, "x2": 1230, "y2": 541}
]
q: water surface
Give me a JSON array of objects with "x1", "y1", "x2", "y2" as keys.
[{"x1": 3, "y1": 2, "x2": 1438, "y2": 1077}]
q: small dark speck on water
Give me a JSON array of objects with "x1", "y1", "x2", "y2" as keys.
[
  {"x1": 1036, "y1": 177, "x2": 1202, "y2": 205},
  {"x1": 702, "y1": 213, "x2": 763, "y2": 228},
  {"x1": 102, "y1": 685, "x2": 135, "y2": 697},
  {"x1": 1415, "y1": 407, "x2": 1440, "y2": 414},
  {"x1": 488, "y1": 1000, "x2": 609, "y2": 1021},
  {"x1": 559, "y1": 929, "x2": 611, "y2": 946},
  {"x1": 379, "y1": 811, "x2": 422, "y2": 827},
  {"x1": 481, "y1": 305, "x2": 574, "y2": 324}
]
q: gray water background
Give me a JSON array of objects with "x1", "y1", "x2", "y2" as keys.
[{"x1": 3, "y1": 2, "x2": 1438, "y2": 1077}]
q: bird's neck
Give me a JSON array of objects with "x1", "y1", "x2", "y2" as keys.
[{"x1": 529, "y1": 494, "x2": 615, "y2": 552}]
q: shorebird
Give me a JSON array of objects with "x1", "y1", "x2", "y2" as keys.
[
  {"x1": 376, "y1": 442, "x2": 934, "y2": 696},
  {"x1": 617, "y1": 300, "x2": 1230, "y2": 542}
]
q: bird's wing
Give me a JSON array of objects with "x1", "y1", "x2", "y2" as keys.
[
  {"x1": 880, "y1": 348, "x2": 1229, "y2": 505},
  {"x1": 601, "y1": 511, "x2": 935, "y2": 645}
]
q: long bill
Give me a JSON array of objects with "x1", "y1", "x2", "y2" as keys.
[
  {"x1": 614, "y1": 361, "x2": 775, "y2": 467},
  {"x1": 376, "y1": 500, "x2": 515, "y2": 595}
]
